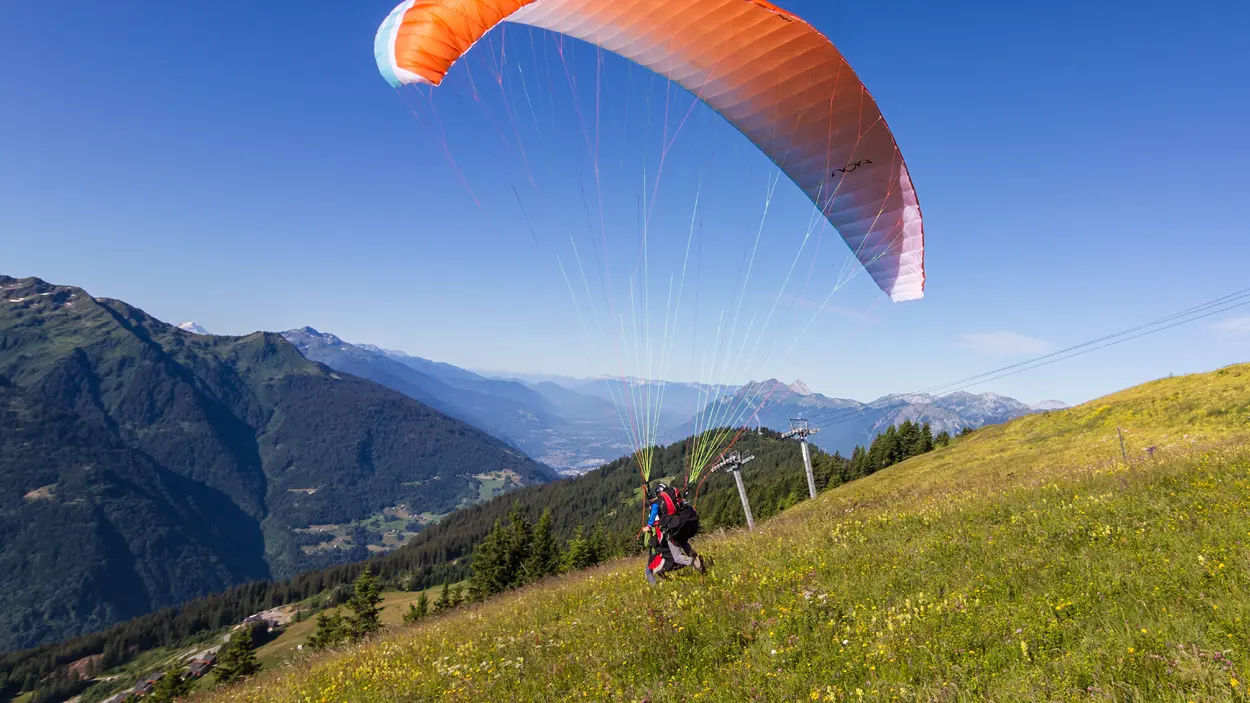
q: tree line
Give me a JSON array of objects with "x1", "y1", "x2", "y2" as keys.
[
  {"x1": 467, "y1": 506, "x2": 619, "y2": 600},
  {"x1": 846, "y1": 420, "x2": 957, "y2": 477}
]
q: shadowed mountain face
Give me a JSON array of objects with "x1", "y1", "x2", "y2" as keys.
[{"x1": 0, "y1": 276, "x2": 554, "y2": 651}]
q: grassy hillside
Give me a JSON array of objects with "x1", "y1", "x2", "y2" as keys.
[{"x1": 206, "y1": 363, "x2": 1250, "y2": 702}]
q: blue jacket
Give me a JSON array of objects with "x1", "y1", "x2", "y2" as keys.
[{"x1": 647, "y1": 501, "x2": 660, "y2": 527}]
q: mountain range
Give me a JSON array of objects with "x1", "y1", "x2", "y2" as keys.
[
  {"x1": 282, "y1": 334, "x2": 1063, "y2": 466},
  {"x1": 279, "y1": 331, "x2": 753, "y2": 474},
  {"x1": 0, "y1": 276, "x2": 555, "y2": 652},
  {"x1": 279, "y1": 328, "x2": 635, "y2": 473},
  {"x1": 707, "y1": 380, "x2": 1065, "y2": 455}
]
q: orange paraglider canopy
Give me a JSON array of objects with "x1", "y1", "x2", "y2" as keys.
[{"x1": 375, "y1": 0, "x2": 925, "y2": 302}]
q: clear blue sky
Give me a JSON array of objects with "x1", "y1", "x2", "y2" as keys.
[{"x1": 3, "y1": 0, "x2": 1248, "y2": 406}]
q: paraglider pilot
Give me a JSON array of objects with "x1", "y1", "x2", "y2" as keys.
[{"x1": 644, "y1": 482, "x2": 705, "y2": 585}]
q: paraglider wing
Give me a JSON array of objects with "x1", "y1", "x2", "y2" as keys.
[{"x1": 376, "y1": 0, "x2": 925, "y2": 301}]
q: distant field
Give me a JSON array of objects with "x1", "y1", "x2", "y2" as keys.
[
  {"x1": 475, "y1": 477, "x2": 507, "y2": 502},
  {"x1": 295, "y1": 505, "x2": 448, "y2": 556},
  {"x1": 204, "y1": 363, "x2": 1250, "y2": 702}
]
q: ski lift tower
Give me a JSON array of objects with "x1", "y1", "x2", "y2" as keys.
[
  {"x1": 710, "y1": 451, "x2": 756, "y2": 530},
  {"x1": 781, "y1": 419, "x2": 820, "y2": 500}
]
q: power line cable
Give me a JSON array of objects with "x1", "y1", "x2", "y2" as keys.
[{"x1": 786, "y1": 286, "x2": 1250, "y2": 432}]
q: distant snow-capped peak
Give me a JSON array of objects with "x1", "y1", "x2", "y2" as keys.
[
  {"x1": 178, "y1": 321, "x2": 209, "y2": 335},
  {"x1": 788, "y1": 379, "x2": 813, "y2": 396},
  {"x1": 283, "y1": 327, "x2": 345, "y2": 346}
]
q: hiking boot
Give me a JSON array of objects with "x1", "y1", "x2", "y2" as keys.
[{"x1": 645, "y1": 566, "x2": 658, "y2": 586}]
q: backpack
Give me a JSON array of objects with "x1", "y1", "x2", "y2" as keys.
[
  {"x1": 655, "y1": 484, "x2": 685, "y2": 517},
  {"x1": 656, "y1": 485, "x2": 700, "y2": 541}
]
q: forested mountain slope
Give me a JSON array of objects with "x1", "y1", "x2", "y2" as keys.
[{"x1": 0, "y1": 276, "x2": 554, "y2": 651}]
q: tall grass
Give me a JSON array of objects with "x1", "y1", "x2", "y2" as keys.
[{"x1": 204, "y1": 364, "x2": 1250, "y2": 702}]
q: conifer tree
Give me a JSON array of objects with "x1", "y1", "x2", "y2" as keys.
[
  {"x1": 563, "y1": 525, "x2": 593, "y2": 572},
  {"x1": 811, "y1": 452, "x2": 836, "y2": 491},
  {"x1": 920, "y1": 422, "x2": 934, "y2": 453},
  {"x1": 866, "y1": 428, "x2": 889, "y2": 473},
  {"x1": 345, "y1": 568, "x2": 384, "y2": 641},
  {"x1": 468, "y1": 520, "x2": 506, "y2": 600},
  {"x1": 935, "y1": 430, "x2": 951, "y2": 447},
  {"x1": 588, "y1": 523, "x2": 607, "y2": 565},
  {"x1": 894, "y1": 421, "x2": 909, "y2": 461},
  {"x1": 307, "y1": 612, "x2": 349, "y2": 650},
  {"x1": 501, "y1": 504, "x2": 532, "y2": 586},
  {"x1": 524, "y1": 509, "x2": 560, "y2": 582},
  {"x1": 214, "y1": 627, "x2": 262, "y2": 684},
  {"x1": 849, "y1": 445, "x2": 867, "y2": 479},
  {"x1": 434, "y1": 582, "x2": 453, "y2": 611},
  {"x1": 403, "y1": 590, "x2": 431, "y2": 623},
  {"x1": 148, "y1": 670, "x2": 192, "y2": 702},
  {"x1": 892, "y1": 423, "x2": 911, "y2": 465}
]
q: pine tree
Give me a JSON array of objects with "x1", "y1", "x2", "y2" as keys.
[
  {"x1": 148, "y1": 670, "x2": 193, "y2": 702},
  {"x1": 894, "y1": 421, "x2": 911, "y2": 462},
  {"x1": 935, "y1": 430, "x2": 951, "y2": 447},
  {"x1": 811, "y1": 452, "x2": 834, "y2": 491},
  {"x1": 415, "y1": 591, "x2": 429, "y2": 618},
  {"x1": 434, "y1": 582, "x2": 453, "y2": 611},
  {"x1": 450, "y1": 584, "x2": 464, "y2": 607},
  {"x1": 849, "y1": 445, "x2": 867, "y2": 478},
  {"x1": 588, "y1": 523, "x2": 607, "y2": 565},
  {"x1": 563, "y1": 525, "x2": 593, "y2": 572},
  {"x1": 920, "y1": 422, "x2": 934, "y2": 454},
  {"x1": 307, "y1": 612, "x2": 349, "y2": 650},
  {"x1": 524, "y1": 509, "x2": 560, "y2": 582},
  {"x1": 901, "y1": 420, "x2": 927, "y2": 459},
  {"x1": 214, "y1": 627, "x2": 262, "y2": 684},
  {"x1": 501, "y1": 504, "x2": 532, "y2": 587},
  {"x1": 866, "y1": 431, "x2": 888, "y2": 473},
  {"x1": 468, "y1": 520, "x2": 506, "y2": 600},
  {"x1": 345, "y1": 568, "x2": 384, "y2": 641},
  {"x1": 888, "y1": 424, "x2": 907, "y2": 465}
]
